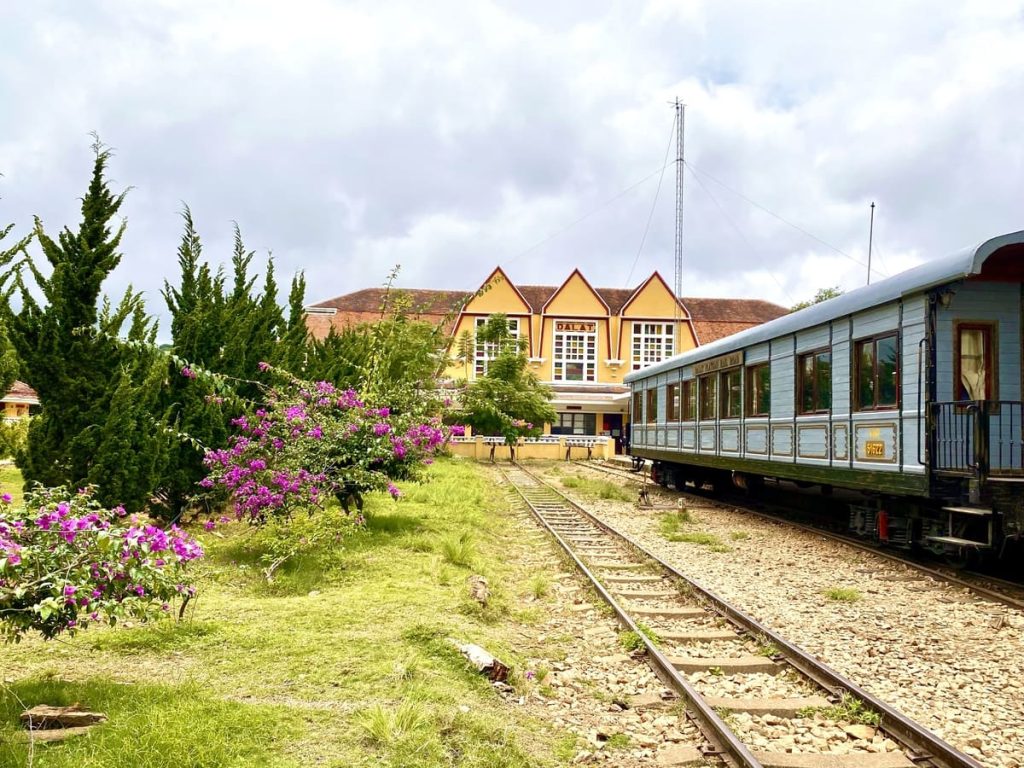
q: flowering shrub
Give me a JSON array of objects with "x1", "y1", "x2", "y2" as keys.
[
  {"x1": 0, "y1": 487, "x2": 203, "y2": 642},
  {"x1": 202, "y1": 369, "x2": 459, "y2": 522}
]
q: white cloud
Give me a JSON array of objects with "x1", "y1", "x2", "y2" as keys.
[{"x1": 0, "y1": 0, "x2": 1022, "y2": 329}]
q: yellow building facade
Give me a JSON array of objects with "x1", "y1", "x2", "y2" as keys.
[
  {"x1": 443, "y1": 267, "x2": 697, "y2": 451},
  {"x1": 306, "y1": 268, "x2": 789, "y2": 454}
]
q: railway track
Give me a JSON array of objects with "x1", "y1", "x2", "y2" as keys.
[
  {"x1": 501, "y1": 462, "x2": 983, "y2": 768},
  {"x1": 573, "y1": 459, "x2": 1024, "y2": 613}
]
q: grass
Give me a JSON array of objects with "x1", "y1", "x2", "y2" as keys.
[
  {"x1": 823, "y1": 586, "x2": 863, "y2": 602},
  {"x1": 0, "y1": 678, "x2": 305, "y2": 768},
  {"x1": 618, "y1": 621, "x2": 660, "y2": 652},
  {"x1": 604, "y1": 733, "x2": 630, "y2": 749},
  {"x1": 729, "y1": 531, "x2": 750, "y2": 541},
  {"x1": 798, "y1": 693, "x2": 881, "y2": 726},
  {"x1": 0, "y1": 460, "x2": 574, "y2": 767},
  {"x1": 528, "y1": 574, "x2": 550, "y2": 599},
  {"x1": 657, "y1": 514, "x2": 732, "y2": 552},
  {"x1": 753, "y1": 634, "x2": 780, "y2": 658},
  {"x1": 441, "y1": 531, "x2": 477, "y2": 568},
  {"x1": 558, "y1": 475, "x2": 631, "y2": 502},
  {"x1": 0, "y1": 464, "x2": 25, "y2": 507}
]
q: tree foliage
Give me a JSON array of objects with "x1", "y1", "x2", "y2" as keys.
[
  {"x1": 302, "y1": 273, "x2": 451, "y2": 416},
  {"x1": 0, "y1": 145, "x2": 168, "y2": 511},
  {"x1": 456, "y1": 314, "x2": 555, "y2": 452},
  {"x1": 791, "y1": 286, "x2": 843, "y2": 312}
]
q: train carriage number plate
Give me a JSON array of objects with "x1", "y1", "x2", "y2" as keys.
[{"x1": 864, "y1": 440, "x2": 885, "y2": 457}]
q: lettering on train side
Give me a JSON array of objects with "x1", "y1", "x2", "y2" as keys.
[{"x1": 693, "y1": 350, "x2": 744, "y2": 375}]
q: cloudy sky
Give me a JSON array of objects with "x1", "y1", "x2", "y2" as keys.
[{"x1": 2, "y1": 0, "x2": 1023, "y2": 328}]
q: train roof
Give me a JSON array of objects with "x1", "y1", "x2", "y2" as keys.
[{"x1": 625, "y1": 230, "x2": 1024, "y2": 383}]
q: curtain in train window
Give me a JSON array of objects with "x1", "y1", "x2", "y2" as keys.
[{"x1": 956, "y1": 325, "x2": 992, "y2": 400}]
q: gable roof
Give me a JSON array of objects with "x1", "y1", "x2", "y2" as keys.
[
  {"x1": 541, "y1": 269, "x2": 611, "y2": 314},
  {"x1": 619, "y1": 271, "x2": 687, "y2": 316}
]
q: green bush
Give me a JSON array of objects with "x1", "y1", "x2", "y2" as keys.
[{"x1": 0, "y1": 418, "x2": 28, "y2": 459}]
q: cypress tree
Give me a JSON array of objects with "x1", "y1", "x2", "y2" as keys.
[{"x1": 2, "y1": 144, "x2": 168, "y2": 508}]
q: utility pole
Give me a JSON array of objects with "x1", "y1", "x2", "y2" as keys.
[
  {"x1": 674, "y1": 98, "x2": 686, "y2": 303},
  {"x1": 867, "y1": 202, "x2": 875, "y2": 285}
]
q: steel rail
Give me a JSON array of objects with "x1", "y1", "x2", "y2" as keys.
[
  {"x1": 517, "y1": 462, "x2": 984, "y2": 768},
  {"x1": 499, "y1": 465, "x2": 761, "y2": 768},
  {"x1": 578, "y1": 459, "x2": 1024, "y2": 613}
]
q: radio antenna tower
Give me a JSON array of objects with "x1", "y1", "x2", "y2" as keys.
[{"x1": 674, "y1": 98, "x2": 686, "y2": 303}]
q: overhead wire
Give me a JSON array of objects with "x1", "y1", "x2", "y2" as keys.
[
  {"x1": 684, "y1": 162, "x2": 797, "y2": 305},
  {"x1": 505, "y1": 160, "x2": 673, "y2": 266},
  {"x1": 624, "y1": 110, "x2": 677, "y2": 288},
  {"x1": 686, "y1": 161, "x2": 888, "y2": 278}
]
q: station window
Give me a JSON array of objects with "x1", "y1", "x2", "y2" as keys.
[
  {"x1": 746, "y1": 363, "x2": 771, "y2": 417},
  {"x1": 631, "y1": 322, "x2": 675, "y2": 371},
  {"x1": 474, "y1": 316, "x2": 520, "y2": 377},
  {"x1": 632, "y1": 391, "x2": 643, "y2": 423},
  {"x1": 698, "y1": 374, "x2": 717, "y2": 420},
  {"x1": 720, "y1": 368, "x2": 742, "y2": 418},
  {"x1": 553, "y1": 320, "x2": 597, "y2": 382},
  {"x1": 855, "y1": 334, "x2": 899, "y2": 410},
  {"x1": 666, "y1": 382, "x2": 680, "y2": 421},
  {"x1": 552, "y1": 412, "x2": 597, "y2": 435},
  {"x1": 681, "y1": 380, "x2": 696, "y2": 421},
  {"x1": 798, "y1": 350, "x2": 832, "y2": 414},
  {"x1": 954, "y1": 322, "x2": 996, "y2": 401},
  {"x1": 645, "y1": 389, "x2": 658, "y2": 423}
]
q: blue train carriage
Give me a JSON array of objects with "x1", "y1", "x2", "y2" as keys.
[{"x1": 625, "y1": 230, "x2": 1024, "y2": 565}]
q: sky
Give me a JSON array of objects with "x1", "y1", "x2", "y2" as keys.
[{"x1": 1, "y1": 0, "x2": 1023, "y2": 330}]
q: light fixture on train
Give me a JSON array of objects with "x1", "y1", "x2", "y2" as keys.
[{"x1": 937, "y1": 287, "x2": 956, "y2": 308}]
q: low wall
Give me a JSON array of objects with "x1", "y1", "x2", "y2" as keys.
[{"x1": 448, "y1": 437, "x2": 614, "y2": 462}]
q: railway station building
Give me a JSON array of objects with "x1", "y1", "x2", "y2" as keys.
[{"x1": 306, "y1": 267, "x2": 786, "y2": 451}]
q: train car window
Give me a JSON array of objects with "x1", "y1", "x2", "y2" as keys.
[
  {"x1": 699, "y1": 374, "x2": 718, "y2": 420},
  {"x1": 855, "y1": 334, "x2": 899, "y2": 410},
  {"x1": 682, "y1": 380, "x2": 696, "y2": 421},
  {"x1": 666, "y1": 383, "x2": 681, "y2": 421},
  {"x1": 798, "y1": 350, "x2": 832, "y2": 413},
  {"x1": 746, "y1": 363, "x2": 771, "y2": 416},
  {"x1": 954, "y1": 322, "x2": 996, "y2": 400},
  {"x1": 632, "y1": 391, "x2": 643, "y2": 423},
  {"x1": 645, "y1": 389, "x2": 658, "y2": 423},
  {"x1": 720, "y1": 369, "x2": 742, "y2": 418}
]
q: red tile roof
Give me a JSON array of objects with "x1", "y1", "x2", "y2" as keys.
[
  {"x1": 306, "y1": 282, "x2": 787, "y2": 345},
  {"x1": 680, "y1": 298, "x2": 788, "y2": 344}
]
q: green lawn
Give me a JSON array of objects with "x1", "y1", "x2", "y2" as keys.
[{"x1": 0, "y1": 459, "x2": 569, "y2": 767}]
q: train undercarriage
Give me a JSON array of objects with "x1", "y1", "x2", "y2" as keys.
[{"x1": 646, "y1": 458, "x2": 1024, "y2": 575}]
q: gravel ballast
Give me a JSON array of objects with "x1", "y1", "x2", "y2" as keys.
[{"x1": 541, "y1": 465, "x2": 1024, "y2": 768}]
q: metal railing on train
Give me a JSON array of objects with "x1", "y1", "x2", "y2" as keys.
[{"x1": 930, "y1": 400, "x2": 1024, "y2": 476}]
